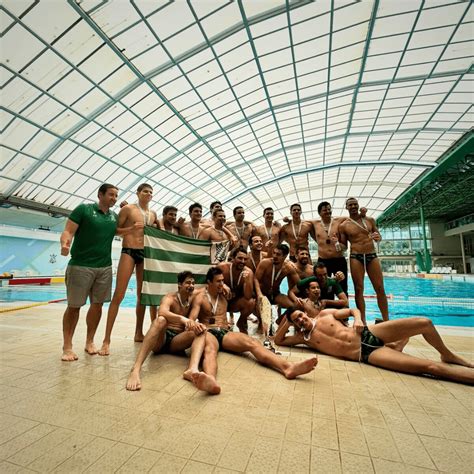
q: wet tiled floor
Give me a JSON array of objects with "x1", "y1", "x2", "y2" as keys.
[{"x1": 0, "y1": 304, "x2": 472, "y2": 472}]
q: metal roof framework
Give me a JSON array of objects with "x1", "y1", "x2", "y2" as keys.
[
  {"x1": 377, "y1": 130, "x2": 474, "y2": 226},
  {"x1": 1, "y1": 0, "x2": 473, "y2": 222}
]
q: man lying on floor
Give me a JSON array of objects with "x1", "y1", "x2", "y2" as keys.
[{"x1": 274, "y1": 305, "x2": 474, "y2": 385}]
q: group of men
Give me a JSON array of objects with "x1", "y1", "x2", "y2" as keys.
[{"x1": 59, "y1": 183, "x2": 473, "y2": 391}]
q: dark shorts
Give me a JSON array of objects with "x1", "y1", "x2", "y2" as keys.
[
  {"x1": 155, "y1": 328, "x2": 180, "y2": 354},
  {"x1": 208, "y1": 328, "x2": 230, "y2": 350},
  {"x1": 268, "y1": 291, "x2": 281, "y2": 305},
  {"x1": 350, "y1": 253, "x2": 378, "y2": 266},
  {"x1": 317, "y1": 256, "x2": 348, "y2": 294},
  {"x1": 360, "y1": 327, "x2": 384, "y2": 363},
  {"x1": 122, "y1": 247, "x2": 144, "y2": 264}
]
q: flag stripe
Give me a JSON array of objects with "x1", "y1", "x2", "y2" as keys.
[
  {"x1": 145, "y1": 247, "x2": 210, "y2": 265},
  {"x1": 141, "y1": 226, "x2": 213, "y2": 305}
]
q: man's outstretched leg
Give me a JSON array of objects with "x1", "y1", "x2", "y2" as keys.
[
  {"x1": 126, "y1": 316, "x2": 167, "y2": 391},
  {"x1": 185, "y1": 334, "x2": 221, "y2": 395},
  {"x1": 62, "y1": 307, "x2": 80, "y2": 361},
  {"x1": 370, "y1": 317, "x2": 474, "y2": 368},
  {"x1": 222, "y1": 333, "x2": 318, "y2": 379},
  {"x1": 368, "y1": 346, "x2": 474, "y2": 385}
]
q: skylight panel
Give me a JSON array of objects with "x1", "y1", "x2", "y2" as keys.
[{"x1": 198, "y1": 3, "x2": 242, "y2": 38}]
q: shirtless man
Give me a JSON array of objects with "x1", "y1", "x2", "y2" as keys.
[
  {"x1": 186, "y1": 267, "x2": 317, "y2": 389},
  {"x1": 99, "y1": 183, "x2": 157, "y2": 356},
  {"x1": 200, "y1": 209, "x2": 237, "y2": 246},
  {"x1": 178, "y1": 202, "x2": 204, "y2": 239},
  {"x1": 339, "y1": 197, "x2": 388, "y2": 323},
  {"x1": 226, "y1": 206, "x2": 254, "y2": 249},
  {"x1": 254, "y1": 244, "x2": 300, "y2": 312},
  {"x1": 158, "y1": 205, "x2": 179, "y2": 234},
  {"x1": 313, "y1": 201, "x2": 350, "y2": 295},
  {"x1": 126, "y1": 271, "x2": 220, "y2": 394},
  {"x1": 253, "y1": 207, "x2": 280, "y2": 256},
  {"x1": 246, "y1": 235, "x2": 267, "y2": 273},
  {"x1": 217, "y1": 247, "x2": 255, "y2": 334},
  {"x1": 200, "y1": 201, "x2": 222, "y2": 228},
  {"x1": 293, "y1": 247, "x2": 313, "y2": 279},
  {"x1": 275, "y1": 307, "x2": 474, "y2": 385},
  {"x1": 277, "y1": 204, "x2": 315, "y2": 262}
]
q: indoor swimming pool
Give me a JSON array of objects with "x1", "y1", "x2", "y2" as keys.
[{"x1": 1, "y1": 276, "x2": 473, "y2": 327}]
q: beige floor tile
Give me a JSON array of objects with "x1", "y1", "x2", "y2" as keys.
[
  {"x1": 340, "y1": 452, "x2": 374, "y2": 473},
  {"x1": 372, "y1": 458, "x2": 438, "y2": 473},
  {"x1": 1, "y1": 306, "x2": 473, "y2": 473},
  {"x1": 277, "y1": 440, "x2": 310, "y2": 473},
  {"x1": 0, "y1": 461, "x2": 36, "y2": 473},
  {"x1": 149, "y1": 453, "x2": 187, "y2": 473},
  {"x1": 115, "y1": 447, "x2": 162, "y2": 473},
  {"x1": 420, "y1": 435, "x2": 470, "y2": 472},
  {"x1": 310, "y1": 446, "x2": 341, "y2": 473},
  {"x1": 390, "y1": 430, "x2": 436, "y2": 470}
]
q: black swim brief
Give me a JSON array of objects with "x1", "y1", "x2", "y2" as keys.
[
  {"x1": 350, "y1": 253, "x2": 377, "y2": 265},
  {"x1": 359, "y1": 326, "x2": 384, "y2": 363},
  {"x1": 267, "y1": 291, "x2": 281, "y2": 305},
  {"x1": 122, "y1": 247, "x2": 144, "y2": 264},
  {"x1": 155, "y1": 328, "x2": 180, "y2": 353},
  {"x1": 208, "y1": 327, "x2": 229, "y2": 350}
]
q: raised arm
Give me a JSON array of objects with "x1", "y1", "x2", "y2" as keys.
[
  {"x1": 254, "y1": 261, "x2": 266, "y2": 300},
  {"x1": 242, "y1": 268, "x2": 254, "y2": 300},
  {"x1": 274, "y1": 314, "x2": 305, "y2": 346},
  {"x1": 319, "y1": 308, "x2": 363, "y2": 333}
]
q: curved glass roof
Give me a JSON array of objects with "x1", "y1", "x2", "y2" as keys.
[{"x1": 1, "y1": 0, "x2": 472, "y2": 222}]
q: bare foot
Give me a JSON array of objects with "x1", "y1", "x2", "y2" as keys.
[
  {"x1": 183, "y1": 369, "x2": 198, "y2": 382},
  {"x1": 284, "y1": 356, "x2": 318, "y2": 379},
  {"x1": 191, "y1": 372, "x2": 221, "y2": 395},
  {"x1": 134, "y1": 334, "x2": 144, "y2": 343},
  {"x1": 98, "y1": 343, "x2": 110, "y2": 356},
  {"x1": 61, "y1": 350, "x2": 78, "y2": 362},
  {"x1": 441, "y1": 352, "x2": 474, "y2": 368},
  {"x1": 126, "y1": 370, "x2": 141, "y2": 391},
  {"x1": 84, "y1": 342, "x2": 98, "y2": 355}
]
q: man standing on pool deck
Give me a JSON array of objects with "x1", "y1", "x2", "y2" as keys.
[
  {"x1": 98, "y1": 183, "x2": 157, "y2": 356},
  {"x1": 275, "y1": 307, "x2": 474, "y2": 385},
  {"x1": 60, "y1": 183, "x2": 126, "y2": 361},
  {"x1": 339, "y1": 197, "x2": 388, "y2": 324},
  {"x1": 187, "y1": 267, "x2": 318, "y2": 386}
]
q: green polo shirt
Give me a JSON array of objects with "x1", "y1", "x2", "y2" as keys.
[{"x1": 68, "y1": 203, "x2": 118, "y2": 268}]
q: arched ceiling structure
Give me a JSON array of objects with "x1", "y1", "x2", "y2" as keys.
[{"x1": 1, "y1": 0, "x2": 473, "y2": 223}]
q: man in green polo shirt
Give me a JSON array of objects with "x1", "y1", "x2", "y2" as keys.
[
  {"x1": 291, "y1": 262, "x2": 348, "y2": 310},
  {"x1": 60, "y1": 183, "x2": 125, "y2": 361}
]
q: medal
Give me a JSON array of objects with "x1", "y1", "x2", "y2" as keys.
[{"x1": 326, "y1": 239, "x2": 330, "y2": 244}]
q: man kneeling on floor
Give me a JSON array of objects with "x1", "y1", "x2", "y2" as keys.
[
  {"x1": 274, "y1": 305, "x2": 474, "y2": 385},
  {"x1": 186, "y1": 267, "x2": 318, "y2": 388},
  {"x1": 126, "y1": 271, "x2": 220, "y2": 394}
]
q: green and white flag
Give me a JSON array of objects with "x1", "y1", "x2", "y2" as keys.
[{"x1": 141, "y1": 227, "x2": 229, "y2": 306}]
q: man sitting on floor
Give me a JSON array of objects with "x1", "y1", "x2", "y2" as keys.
[{"x1": 274, "y1": 306, "x2": 474, "y2": 385}]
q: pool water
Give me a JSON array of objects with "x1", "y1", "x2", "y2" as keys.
[{"x1": 1, "y1": 276, "x2": 473, "y2": 327}]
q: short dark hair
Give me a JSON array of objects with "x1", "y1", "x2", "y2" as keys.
[
  {"x1": 230, "y1": 246, "x2": 247, "y2": 259},
  {"x1": 233, "y1": 206, "x2": 244, "y2": 217},
  {"x1": 345, "y1": 197, "x2": 357, "y2": 205},
  {"x1": 137, "y1": 183, "x2": 153, "y2": 193},
  {"x1": 249, "y1": 235, "x2": 262, "y2": 246},
  {"x1": 210, "y1": 201, "x2": 222, "y2": 211},
  {"x1": 189, "y1": 202, "x2": 202, "y2": 214},
  {"x1": 213, "y1": 208, "x2": 225, "y2": 218},
  {"x1": 263, "y1": 207, "x2": 273, "y2": 216},
  {"x1": 313, "y1": 262, "x2": 327, "y2": 273},
  {"x1": 290, "y1": 203, "x2": 301, "y2": 211},
  {"x1": 296, "y1": 246, "x2": 309, "y2": 254},
  {"x1": 206, "y1": 267, "x2": 223, "y2": 283},
  {"x1": 98, "y1": 183, "x2": 118, "y2": 196},
  {"x1": 317, "y1": 201, "x2": 331, "y2": 214},
  {"x1": 275, "y1": 243, "x2": 290, "y2": 256},
  {"x1": 283, "y1": 306, "x2": 298, "y2": 324},
  {"x1": 177, "y1": 271, "x2": 194, "y2": 284},
  {"x1": 163, "y1": 205, "x2": 177, "y2": 215}
]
